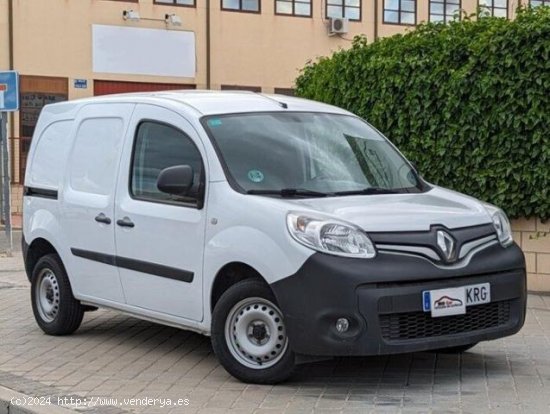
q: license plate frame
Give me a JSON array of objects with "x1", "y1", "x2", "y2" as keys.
[{"x1": 423, "y1": 283, "x2": 491, "y2": 318}]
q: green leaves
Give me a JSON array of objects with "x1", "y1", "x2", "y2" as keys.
[{"x1": 295, "y1": 6, "x2": 550, "y2": 220}]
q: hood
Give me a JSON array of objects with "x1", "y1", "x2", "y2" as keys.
[{"x1": 285, "y1": 186, "x2": 492, "y2": 232}]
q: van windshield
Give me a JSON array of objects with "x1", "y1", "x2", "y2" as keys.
[{"x1": 202, "y1": 112, "x2": 427, "y2": 197}]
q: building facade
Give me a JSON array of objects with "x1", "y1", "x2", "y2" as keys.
[
  {"x1": 0, "y1": 0, "x2": 533, "y2": 181},
  {"x1": 1, "y1": 0, "x2": 548, "y2": 289},
  {"x1": 0, "y1": 1, "x2": 532, "y2": 153}
]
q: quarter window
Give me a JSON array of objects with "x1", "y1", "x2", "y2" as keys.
[
  {"x1": 383, "y1": 0, "x2": 416, "y2": 25},
  {"x1": 430, "y1": 0, "x2": 461, "y2": 23},
  {"x1": 275, "y1": 0, "x2": 312, "y2": 17},
  {"x1": 479, "y1": 0, "x2": 507, "y2": 17},
  {"x1": 221, "y1": 0, "x2": 260, "y2": 12},
  {"x1": 326, "y1": 0, "x2": 361, "y2": 21},
  {"x1": 70, "y1": 118, "x2": 124, "y2": 196},
  {"x1": 131, "y1": 122, "x2": 204, "y2": 206},
  {"x1": 32, "y1": 121, "x2": 73, "y2": 188}
]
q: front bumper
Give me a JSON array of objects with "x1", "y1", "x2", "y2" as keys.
[{"x1": 270, "y1": 242, "x2": 526, "y2": 356}]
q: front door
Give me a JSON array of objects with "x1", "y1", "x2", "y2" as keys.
[{"x1": 114, "y1": 104, "x2": 206, "y2": 321}]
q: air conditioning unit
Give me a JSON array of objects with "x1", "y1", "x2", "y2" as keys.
[{"x1": 329, "y1": 18, "x2": 349, "y2": 35}]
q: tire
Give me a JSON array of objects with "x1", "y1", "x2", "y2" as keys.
[
  {"x1": 211, "y1": 279, "x2": 295, "y2": 384},
  {"x1": 30, "y1": 254, "x2": 84, "y2": 335},
  {"x1": 434, "y1": 343, "x2": 478, "y2": 354}
]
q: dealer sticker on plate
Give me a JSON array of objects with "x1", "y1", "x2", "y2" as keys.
[{"x1": 422, "y1": 283, "x2": 491, "y2": 318}]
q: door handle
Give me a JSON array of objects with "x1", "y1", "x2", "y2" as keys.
[
  {"x1": 116, "y1": 217, "x2": 135, "y2": 228},
  {"x1": 94, "y1": 213, "x2": 111, "y2": 225}
]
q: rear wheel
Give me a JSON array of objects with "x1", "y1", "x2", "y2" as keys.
[
  {"x1": 31, "y1": 254, "x2": 84, "y2": 335},
  {"x1": 211, "y1": 279, "x2": 295, "y2": 384}
]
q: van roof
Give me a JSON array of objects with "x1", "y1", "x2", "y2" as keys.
[{"x1": 43, "y1": 90, "x2": 352, "y2": 117}]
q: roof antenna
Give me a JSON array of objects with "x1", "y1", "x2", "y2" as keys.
[{"x1": 257, "y1": 93, "x2": 288, "y2": 109}]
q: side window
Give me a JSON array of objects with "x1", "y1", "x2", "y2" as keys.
[
  {"x1": 31, "y1": 120, "x2": 73, "y2": 188},
  {"x1": 131, "y1": 121, "x2": 204, "y2": 206},
  {"x1": 70, "y1": 118, "x2": 124, "y2": 195}
]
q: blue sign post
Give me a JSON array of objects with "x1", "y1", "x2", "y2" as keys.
[
  {"x1": 0, "y1": 71, "x2": 19, "y2": 112},
  {"x1": 0, "y1": 71, "x2": 19, "y2": 253}
]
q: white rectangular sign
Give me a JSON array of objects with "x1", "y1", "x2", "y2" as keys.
[{"x1": 92, "y1": 25, "x2": 196, "y2": 78}]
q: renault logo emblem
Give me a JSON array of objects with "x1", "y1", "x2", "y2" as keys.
[{"x1": 437, "y1": 230, "x2": 457, "y2": 262}]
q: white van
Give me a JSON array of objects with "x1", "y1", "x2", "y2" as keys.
[{"x1": 23, "y1": 91, "x2": 526, "y2": 384}]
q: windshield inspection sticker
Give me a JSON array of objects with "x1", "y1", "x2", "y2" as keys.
[
  {"x1": 248, "y1": 169, "x2": 265, "y2": 183},
  {"x1": 207, "y1": 118, "x2": 223, "y2": 127}
]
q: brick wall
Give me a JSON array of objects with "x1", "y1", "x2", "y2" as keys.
[
  {"x1": 10, "y1": 184, "x2": 23, "y2": 215},
  {"x1": 512, "y1": 218, "x2": 550, "y2": 292}
]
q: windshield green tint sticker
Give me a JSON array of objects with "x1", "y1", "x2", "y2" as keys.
[
  {"x1": 208, "y1": 119, "x2": 223, "y2": 127},
  {"x1": 247, "y1": 170, "x2": 264, "y2": 183}
]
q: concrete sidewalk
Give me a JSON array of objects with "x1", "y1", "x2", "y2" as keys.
[
  {"x1": 0, "y1": 255, "x2": 549, "y2": 413},
  {"x1": 0, "y1": 229, "x2": 21, "y2": 255}
]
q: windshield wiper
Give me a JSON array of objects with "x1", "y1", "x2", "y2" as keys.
[
  {"x1": 247, "y1": 188, "x2": 329, "y2": 198},
  {"x1": 333, "y1": 187, "x2": 399, "y2": 196}
]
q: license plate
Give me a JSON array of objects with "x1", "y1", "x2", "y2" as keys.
[{"x1": 422, "y1": 283, "x2": 490, "y2": 318}]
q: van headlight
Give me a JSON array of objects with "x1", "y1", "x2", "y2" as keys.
[
  {"x1": 286, "y1": 213, "x2": 376, "y2": 258},
  {"x1": 484, "y1": 204, "x2": 513, "y2": 247}
]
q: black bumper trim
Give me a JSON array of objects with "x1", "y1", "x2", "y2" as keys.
[
  {"x1": 379, "y1": 299, "x2": 511, "y2": 342},
  {"x1": 271, "y1": 242, "x2": 526, "y2": 356},
  {"x1": 71, "y1": 248, "x2": 194, "y2": 283},
  {"x1": 21, "y1": 235, "x2": 31, "y2": 281}
]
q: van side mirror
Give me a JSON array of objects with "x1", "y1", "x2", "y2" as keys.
[{"x1": 157, "y1": 165, "x2": 194, "y2": 196}]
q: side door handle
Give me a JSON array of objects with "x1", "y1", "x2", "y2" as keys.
[
  {"x1": 94, "y1": 213, "x2": 112, "y2": 225},
  {"x1": 116, "y1": 217, "x2": 135, "y2": 228}
]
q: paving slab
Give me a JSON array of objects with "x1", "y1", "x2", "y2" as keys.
[{"x1": 0, "y1": 255, "x2": 549, "y2": 413}]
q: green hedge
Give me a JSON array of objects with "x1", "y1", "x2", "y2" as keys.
[{"x1": 295, "y1": 7, "x2": 550, "y2": 219}]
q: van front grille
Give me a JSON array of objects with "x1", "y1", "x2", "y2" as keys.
[{"x1": 379, "y1": 301, "x2": 511, "y2": 342}]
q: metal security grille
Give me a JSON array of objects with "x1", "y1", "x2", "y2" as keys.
[{"x1": 380, "y1": 301, "x2": 511, "y2": 341}]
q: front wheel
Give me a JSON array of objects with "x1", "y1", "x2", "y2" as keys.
[
  {"x1": 211, "y1": 279, "x2": 295, "y2": 384},
  {"x1": 31, "y1": 254, "x2": 84, "y2": 335}
]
